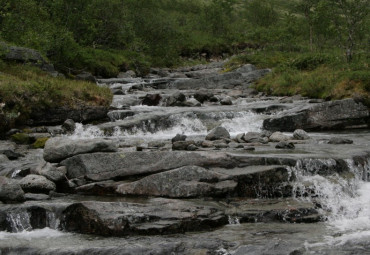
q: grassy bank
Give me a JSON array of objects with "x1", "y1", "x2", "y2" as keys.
[
  {"x1": 226, "y1": 50, "x2": 370, "y2": 106},
  {"x1": 0, "y1": 62, "x2": 112, "y2": 130}
]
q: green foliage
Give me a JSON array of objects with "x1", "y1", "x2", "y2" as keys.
[
  {"x1": 289, "y1": 53, "x2": 331, "y2": 70},
  {"x1": 0, "y1": 63, "x2": 112, "y2": 128}
]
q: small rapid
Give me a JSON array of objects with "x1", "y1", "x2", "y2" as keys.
[
  {"x1": 68, "y1": 111, "x2": 265, "y2": 140},
  {"x1": 290, "y1": 157, "x2": 370, "y2": 252}
]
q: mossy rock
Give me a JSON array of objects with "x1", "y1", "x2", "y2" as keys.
[
  {"x1": 11, "y1": 133, "x2": 31, "y2": 144},
  {"x1": 32, "y1": 137, "x2": 49, "y2": 149}
]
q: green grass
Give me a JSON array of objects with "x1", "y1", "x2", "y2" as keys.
[
  {"x1": 225, "y1": 50, "x2": 370, "y2": 106},
  {"x1": 0, "y1": 63, "x2": 112, "y2": 131}
]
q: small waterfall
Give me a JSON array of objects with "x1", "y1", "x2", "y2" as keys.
[
  {"x1": 291, "y1": 157, "x2": 370, "y2": 247},
  {"x1": 68, "y1": 123, "x2": 105, "y2": 139},
  {"x1": 5, "y1": 209, "x2": 62, "y2": 233},
  {"x1": 6, "y1": 212, "x2": 32, "y2": 232},
  {"x1": 228, "y1": 215, "x2": 241, "y2": 225}
]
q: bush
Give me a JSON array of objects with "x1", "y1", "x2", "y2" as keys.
[{"x1": 289, "y1": 54, "x2": 330, "y2": 70}]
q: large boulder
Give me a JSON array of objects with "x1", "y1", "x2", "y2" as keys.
[
  {"x1": 0, "y1": 176, "x2": 25, "y2": 203},
  {"x1": 43, "y1": 137, "x2": 118, "y2": 163},
  {"x1": 263, "y1": 99, "x2": 369, "y2": 131},
  {"x1": 164, "y1": 92, "x2": 186, "y2": 106},
  {"x1": 19, "y1": 174, "x2": 56, "y2": 194},
  {"x1": 0, "y1": 42, "x2": 46, "y2": 64},
  {"x1": 60, "y1": 151, "x2": 237, "y2": 182},
  {"x1": 33, "y1": 161, "x2": 65, "y2": 182},
  {"x1": 205, "y1": 126, "x2": 230, "y2": 141},
  {"x1": 116, "y1": 166, "x2": 237, "y2": 198},
  {"x1": 142, "y1": 94, "x2": 162, "y2": 106},
  {"x1": 61, "y1": 198, "x2": 228, "y2": 236}
]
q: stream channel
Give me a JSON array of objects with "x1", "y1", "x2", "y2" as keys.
[{"x1": 0, "y1": 62, "x2": 369, "y2": 254}]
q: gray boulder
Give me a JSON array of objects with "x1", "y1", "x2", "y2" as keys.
[
  {"x1": 171, "y1": 134, "x2": 187, "y2": 143},
  {"x1": 33, "y1": 161, "x2": 65, "y2": 182},
  {"x1": 235, "y1": 64, "x2": 257, "y2": 73},
  {"x1": 60, "y1": 151, "x2": 237, "y2": 182},
  {"x1": 0, "y1": 154, "x2": 9, "y2": 163},
  {"x1": 19, "y1": 174, "x2": 56, "y2": 194},
  {"x1": 243, "y1": 132, "x2": 268, "y2": 144},
  {"x1": 43, "y1": 137, "x2": 118, "y2": 163},
  {"x1": 269, "y1": 132, "x2": 290, "y2": 142},
  {"x1": 165, "y1": 92, "x2": 186, "y2": 106},
  {"x1": 116, "y1": 166, "x2": 237, "y2": 198},
  {"x1": 220, "y1": 97, "x2": 233, "y2": 105},
  {"x1": 61, "y1": 198, "x2": 228, "y2": 236},
  {"x1": 263, "y1": 99, "x2": 369, "y2": 131},
  {"x1": 183, "y1": 98, "x2": 201, "y2": 107},
  {"x1": 142, "y1": 94, "x2": 162, "y2": 106},
  {"x1": 62, "y1": 119, "x2": 76, "y2": 133},
  {"x1": 205, "y1": 126, "x2": 230, "y2": 141},
  {"x1": 275, "y1": 141, "x2": 295, "y2": 149},
  {"x1": 293, "y1": 129, "x2": 310, "y2": 140},
  {"x1": 172, "y1": 141, "x2": 196, "y2": 151},
  {"x1": 328, "y1": 137, "x2": 354, "y2": 144},
  {"x1": 0, "y1": 42, "x2": 45, "y2": 64},
  {"x1": 194, "y1": 92, "x2": 214, "y2": 103},
  {"x1": 0, "y1": 176, "x2": 25, "y2": 203}
]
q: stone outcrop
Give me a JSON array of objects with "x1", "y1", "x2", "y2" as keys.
[
  {"x1": 61, "y1": 199, "x2": 228, "y2": 236},
  {"x1": 116, "y1": 166, "x2": 237, "y2": 198},
  {"x1": 61, "y1": 151, "x2": 237, "y2": 182},
  {"x1": 43, "y1": 138, "x2": 118, "y2": 163},
  {"x1": 0, "y1": 176, "x2": 25, "y2": 203},
  {"x1": 263, "y1": 99, "x2": 369, "y2": 131},
  {"x1": 19, "y1": 174, "x2": 56, "y2": 194}
]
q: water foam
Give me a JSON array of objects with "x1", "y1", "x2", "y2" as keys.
[
  {"x1": 68, "y1": 111, "x2": 264, "y2": 140},
  {"x1": 0, "y1": 228, "x2": 68, "y2": 240},
  {"x1": 291, "y1": 157, "x2": 370, "y2": 249}
]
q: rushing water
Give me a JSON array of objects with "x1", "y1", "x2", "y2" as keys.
[{"x1": 68, "y1": 110, "x2": 265, "y2": 140}]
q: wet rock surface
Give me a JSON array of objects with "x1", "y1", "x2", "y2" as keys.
[{"x1": 0, "y1": 61, "x2": 369, "y2": 255}]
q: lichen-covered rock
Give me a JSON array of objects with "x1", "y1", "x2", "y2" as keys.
[
  {"x1": 61, "y1": 151, "x2": 237, "y2": 183},
  {"x1": 263, "y1": 99, "x2": 369, "y2": 131},
  {"x1": 293, "y1": 129, "x2": 310, "y2": 140},
  {"x1": 19, "y1": 174, "x2": 56, "y2": 194},
  {"x1": 43, "y1": 137, "x2": 118, "y2": 163},
  {"x1": 0, "y1": 176, "x2": 25, "y2": 203},
  {"x1": 205, "y1": 126, "x2": 230, "y2": 141},
  {"x1": 116, "y1": 166, "x2": 236, "y2": 198},
  {"x1": 61, "y1": 198, "x2": 228, "y2": 236},
  {"x1": 269, "y1": 132, "x2": 290, "y2": 142}
]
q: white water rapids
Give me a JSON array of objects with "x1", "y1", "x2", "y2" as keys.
[
  {"x1": 289, "y1": 158, "x2": 370, "y2": 251},
  {"x1": 68, "y1": 111, "x2": 265, "y2": 140}
]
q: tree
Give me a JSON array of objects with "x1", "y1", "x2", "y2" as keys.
[
  {"x1": 296, "y1": 0, "x2": 320, "y2": 51},
  {"x1": 329, "y1": 0, "x2": 370, "y2": 62}
]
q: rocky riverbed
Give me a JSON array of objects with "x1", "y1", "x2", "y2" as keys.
[{"x1": 0, "y1": 61, "x2": 369, "y2": 254}]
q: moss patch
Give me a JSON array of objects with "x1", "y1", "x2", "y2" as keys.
[
  {"x1": 32, "y1": 137, "x2": 49, "y2": 149},
  {"x1": 11, "y1": 133, "x2": 31, "y2": 144}
]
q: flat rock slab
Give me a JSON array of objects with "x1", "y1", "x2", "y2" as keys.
[
  {"x1": 116, "y1": 165, "x2": 237, "y2": 198},
  {"x1": 214, "y1": 165, "x2": 293, "y2": 197},
  {"x1": 225, "y1": 198, "x2": 321, "y2": 223},
  {"x1": 263, "y1": 99, "x2": 369, "y2": 131},
  {"x1": 44, "y1": 138, "x2": 118, "y2": 163},
  {"x1": 61, "y1": 198, "x2": 228, "y2": 236},
  {"x1": 61, "y1": 151, "x2": 237, "y2": 182}
]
